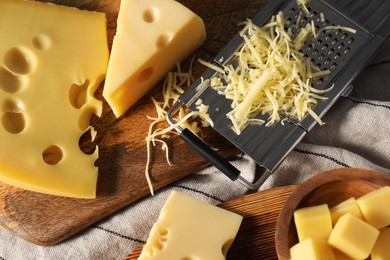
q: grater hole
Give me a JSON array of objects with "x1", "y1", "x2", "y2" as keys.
[
  {"x1": 338, "y1": 42, "x2": 346, "y2": 50},
  {"x1": 344, "y1": 47, "x2": 351, "y2": 54},
  {"x1": 331, "y1": 63, "x2": 338, "y2": 70},
  {"x1": 341, "y1": 33, "x2": 349, "y2": 40},
  {"x1": 316, "y1": 78, "x2": 324, "y2": 86}
]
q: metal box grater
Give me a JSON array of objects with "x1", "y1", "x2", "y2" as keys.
[{"x1": 168, "y1": 0, "x2": 390, "y2": 189}]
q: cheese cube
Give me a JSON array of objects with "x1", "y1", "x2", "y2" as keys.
[
  {"x1": 356, "y1": 186, "x2": 390, "y2": 229},
  {"x1": 293, "y1": 204, "x2": 333, "y2": 242},
  {"x1": 138, "y1": 191, "x2": 243, "y2": 260},
  {"x1": 0, "y1": 0, "x2": 108, "y2": 198},
  {"x1": 371, "y1": 227, "x2": 390, "y2": 260},
  {"x1": 290, "y1": 238, "x2": 335, "y2": 260},
  {"x1": 330, "y1": 197, "x2": 363, "y2": 225},
  {"x1": 328, "y1": 213, "x2": 379, "y2": 259},
  {"x1": 103, "y1": 0, "x2": 206, "y2": 117}
]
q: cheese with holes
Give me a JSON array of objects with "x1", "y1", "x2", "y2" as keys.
[
  {"x1": 0, "y1": 0, "x2": 108, "y2": 198},
  {"x1": 103, "y1": 0, "x2": 206, "y2": 118},
  {"x1": 138, "y1": 191, "x2": 243, "y2": 260}
]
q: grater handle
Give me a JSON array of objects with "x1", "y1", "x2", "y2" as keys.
[{"x1": 180, "y1": 128, "x2": 240, "y2": 181}]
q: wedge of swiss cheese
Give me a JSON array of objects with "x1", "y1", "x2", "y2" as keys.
[
  {"x1": 103, "y1": 0, "x2": 206, "y2": 118},
  {"x1": 138, "y1": 191, "x2": 243, "y2": 259},
  {"x1": 0, "y1": 0, "x2": 109, "y2": 198}
]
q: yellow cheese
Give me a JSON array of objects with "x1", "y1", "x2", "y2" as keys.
[
  {"x1": 0, "y1": 0, "x2": 109, "y2": 198},
  {"x1": 290, "y1": 238, "x2": 335, "y2": 260},
  {"x1": 103, "y1": 0, "x2": 206, "y2": 118},
  {"x1": 371, "y1": 227, "x2": 390, "y2": 260},
  {"x1": 356, "y1": 186, "x2": 390, "y2": 229},
  {"x1": 138, "y1": 191, "x2": 243, "y2": 260},
  {"x1": 329, "y1": 197, "x2": 363, "y2": 225},
  {"x1": 328, "y1": 213, "x2": 379, "y2": 260},
  {"x1": 293, "y1": 204, "x2": 333, "y2": 242},
  {"x1": 332, "y1": 249, "x2": 354, "y2": 260}
]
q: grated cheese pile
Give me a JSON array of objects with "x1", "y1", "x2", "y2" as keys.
[
  {"x1": 144, "y1": 60, "x2": 212, "y2": 195},
  {"x1": 202, "y1": 10, "x2": 342, "y2": 135}
]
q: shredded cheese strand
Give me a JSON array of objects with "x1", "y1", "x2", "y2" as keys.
[{"x1": 144, "y1": 60, "x2": 212, "y2": 195}]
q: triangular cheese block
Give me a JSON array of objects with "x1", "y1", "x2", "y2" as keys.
[
  {"x1": 103, "y1": 0, "x2": 206, "y2": 118},
  {"x1": 0, "y1": 0, "x2": 109, "y2": 198}
]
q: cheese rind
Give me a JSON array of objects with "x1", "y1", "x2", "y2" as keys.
[
  {"x1": 0, "y1": 0, "x2": 109, "y2": 198},
  {"x1": 293, "y1": 204, "x2": 333, "y2": 242},
  {"x1": 103, "y1": 0, "x2": 206, "y2": 118},
  {"x1": 138, "y1": 191, "x2": 243, "y2": 260}
]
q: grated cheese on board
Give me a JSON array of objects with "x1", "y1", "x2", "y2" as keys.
[{"x1": 144, "y1": 61, "x2": 212, "y2": 195}]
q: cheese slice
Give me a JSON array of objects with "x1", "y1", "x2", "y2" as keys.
[
  {"x1": 138, "y1": 191, "x2": 243, "y2": 260},
  {"x1": 0, "y1": 0, "x2": 109, "y2": 198},
  {"x1": 103, "y1": 0, "x2": 206, "y2": 118}
]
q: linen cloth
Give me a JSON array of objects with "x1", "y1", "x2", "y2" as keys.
[{"x1": 1, "y1": 36, "x2": 390, "y2": 260}]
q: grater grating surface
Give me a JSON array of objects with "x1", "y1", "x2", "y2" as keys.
[{"x1": 168, "y1": 0, "x2": 390, "y2": 189}]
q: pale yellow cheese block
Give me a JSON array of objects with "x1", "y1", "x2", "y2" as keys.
[
  {"x1": 328, "y1": 213, "x2": 379, "y2": 260},
  {"x1": 371, "y1": 227, "x2": 390, "y2": 260},
  {"x1": 103, "y1": 0, "x2": 206, "y2": 118},
  {"x1": 329, "y1": 197, "x2": 363, "y2": 225},
  {"x1": 0, "y1": 0, "x2": 108, "y2": 198},
  {"x1": 138, "y1": 191, "x2": 243, "y2": 260},
  {"x1": 293, "y1": 204, "x2": 333, "y2": 242},
  {"x1": 290, "y1": 238, "x2": 335, "y2": 260},
  {"x1": 357, "y1": 186, "x2": 390, "y2": 229}
]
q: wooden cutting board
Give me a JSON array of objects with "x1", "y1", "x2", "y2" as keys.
[
  {"x1": 0, "y1": 0, "x2": 267, "y2": 246},
  {"x1": 125, "y1": 185, "x2": 297, "y2": 260}
]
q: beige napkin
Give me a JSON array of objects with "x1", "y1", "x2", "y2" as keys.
[{"x1": 1, "y1": 37, "x2": 390, "y2": 260}]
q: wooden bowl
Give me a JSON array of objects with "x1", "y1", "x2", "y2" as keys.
[{"x1": 275, "y1": 168, "x2": 390, "y2": 260}]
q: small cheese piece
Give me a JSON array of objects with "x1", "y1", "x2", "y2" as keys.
[
  {"x1": 294, "y1": 204, "x2": 333, "y2": 242},
  {"x1": 371, "y1": 227, "x2": 390, "y2": 260},
  {"x1": 328, "y1": 213, "x2": 379, "y2": 260},
  {"x1": 138, "y1": 191, "x2": 243, "y2": 260},
  {"x1": 0, "y1": 0, "x2": 109, "y2": 198},
  {"x1": 330, "y1": 197, "x2": 363, "y2": 225},
  {"x1": 103, "y1": 0, "x2": 206, "y2": 117},
  {"x1": 356, "y1": 186, "x2": 390, "y2": 229},
  {"x1": 290, "y1": 238, "x2": 335, "y2": 260}
]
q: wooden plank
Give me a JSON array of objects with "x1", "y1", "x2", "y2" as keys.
[
  {"x1": 125, "y1": 185, "x2": 297, "y2": 260},
  {"x1": 0, "y1": 0, "x2": 267, "y2": 246}
]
